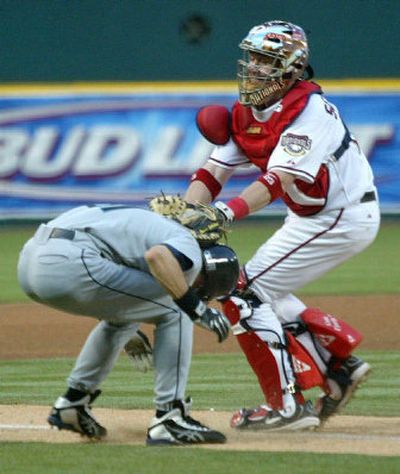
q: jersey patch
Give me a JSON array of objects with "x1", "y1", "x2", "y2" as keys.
[
  {"x1": 246, "y1": 126, "x2": 263, "y2": 134},
  {"x1": 281, "y1": 133, "x2": 312, "y2": 156}
]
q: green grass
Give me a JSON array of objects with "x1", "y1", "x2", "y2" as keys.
[
  {"x1": 0, "y1": 443, "x2": 399, "y2": 474},
  {"x1": 1, "y1": 220, "x2": 399, "y2": 304},
  {"x1": 1, "y1": 443, "x2": 399, "y2": 474},
  {"x1": 0, "y1": 351, "x2": 398, "y2": 417}
]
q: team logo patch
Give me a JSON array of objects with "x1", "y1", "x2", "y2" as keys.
[
  {"x1": 281, "y1": 133, "x2": 312, "y2": 156},
  {"x1": 246, "y1": 126, "x2": 262, "y2": 134},
  {"x1": 316, "y1": 334, "x2": 336, "y2": 347},
  {"x1": 292, "y1": 355, "x2": 311, "y2": 373}
]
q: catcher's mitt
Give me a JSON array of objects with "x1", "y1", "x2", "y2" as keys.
[
  {"x1": 148, "y1": 193, "x2": 187, "y2": 219},
  {"x1": 148, "y1": 193, "x2": 228, "y2": 246}
]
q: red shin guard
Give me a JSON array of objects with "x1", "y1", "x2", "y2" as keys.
[
  {"x1": 223, "y1": 298, "x2": 284, "y2": 410},
  {"x1": 285, "y1": 331, "x2": 324, "y2": 390}
]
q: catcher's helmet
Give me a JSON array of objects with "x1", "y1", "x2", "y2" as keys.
[
  {"x1": 198, "y1": 244, "x2": 239, "y2": 300},
  {"x1": 238, "y1": 20, "x2": 309, "y2": 107}
]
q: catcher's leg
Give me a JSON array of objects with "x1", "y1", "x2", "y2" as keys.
[
  {"x1": 222, "y1": 298, "x2": 319, "y2": 431},
  {"x1": 299, "y1": 307, "x2": 370, "y2": 421},
  {"x1": 275, "y1": 295, "x2": 371, "y2": 422}
]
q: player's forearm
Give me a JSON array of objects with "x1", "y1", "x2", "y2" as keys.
[
  {"x1": 238, "y1": 181, "x2": 272, "y2": 213},
  {"x1": 213, "y1": 181, "x2": 270, "y2": 222},
  {"x1": 241, "y1": 169, "x2": 296, "y2": 212},
  {"x1": 145, "y1": 245, "x2": 189, "y2": 299},
  {"x1": 185, "y1": 162, "x2": 232, "y2": 204},
  {"x1": 184, "y1": 180, "x2": 213, "y2": 204},
  {"x1": 214, "y1": 170, "x2": 295, "y2": 222}
]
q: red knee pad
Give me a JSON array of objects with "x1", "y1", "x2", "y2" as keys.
[{"x1": 300, "y1": 308, "x2": 362, "y2": 359}]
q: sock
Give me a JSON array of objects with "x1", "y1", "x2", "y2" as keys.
[{"x1": 64, "y1": 387, "x2": 87, "y2": 402}]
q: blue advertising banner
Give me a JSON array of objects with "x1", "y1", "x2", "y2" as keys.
[{"x1": 0, "y1": 83, "x2": 399, "y2": 219}]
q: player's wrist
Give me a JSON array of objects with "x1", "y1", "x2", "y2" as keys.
[
  {"x1": 215, "y1": 197, "x2": 250, "y2": 222},
  {"x1": 174, "y1": 288, "x2": 206, "y2": 321}
]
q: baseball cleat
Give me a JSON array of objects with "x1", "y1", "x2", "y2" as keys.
[
  {"x1": 230, "y1": 400, "x2": 320, "y2": 431},
  {"x1": 146, "y1": 397, "x2": 226, "y2": 446},
  {"x1": 316, "y1": 355, "x2": 371, "y2": 423},
  {"x1": 47, "y1": 389, "x2": 107, "y2": 439}
]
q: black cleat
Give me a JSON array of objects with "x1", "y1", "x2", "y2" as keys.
[
  {"x1": 146, "y1": 398, "x2": 226, "y2": 446},
  {"x1": 316, "y1": 355, "x2": 371, "y2": 422},
  {"x1": 48, "y1": 389, "x2": 107, "y2": 439}
]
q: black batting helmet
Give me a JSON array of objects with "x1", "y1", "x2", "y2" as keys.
[{"x1": 198, "y1": 244, "x2": 239, "y2": 300}]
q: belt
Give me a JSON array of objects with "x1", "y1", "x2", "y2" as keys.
[
  {"x1": 49, "y1": 228, "x2": 76, "y2": 240},
  {"x1": 47, "y1": 226, "x2": 123, "y2": 263},
  {"x1": 360, "y1": 191, "x2": 376, "y2": 203}
]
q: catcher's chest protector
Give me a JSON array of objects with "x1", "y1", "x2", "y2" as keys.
[{"x1": 231, "y1": 81, "x2": 322, "y2": 171}]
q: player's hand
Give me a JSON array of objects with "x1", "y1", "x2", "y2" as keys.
[
  {"x1": 195, "y1": 307, "x2": 231, "y2": 343},
  {"x1": 124, "y1": 330, "x2": 153, "y2": 373}
]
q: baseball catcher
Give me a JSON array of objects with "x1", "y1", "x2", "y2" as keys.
[
  {"x1": 148, "y1": 193, "x2": 228, "y2": 247},
  {"x1": 182, "y1": 19, "x2": 379, "y2": 431}
]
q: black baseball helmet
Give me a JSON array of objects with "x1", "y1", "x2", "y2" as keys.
[{"x1": 198, "y1": 244, "x2": 239, "y2": 300}]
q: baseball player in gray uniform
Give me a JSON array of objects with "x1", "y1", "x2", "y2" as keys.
[{"x1": 17, "y1": 204, "x2": 239, "y2": 445}]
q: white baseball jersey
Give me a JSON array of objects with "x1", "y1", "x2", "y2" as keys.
[{"x1": 210, "y1": 94, "x2": 377, "y2": 213}]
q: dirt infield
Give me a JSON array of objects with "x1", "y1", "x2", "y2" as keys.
[
  {"x1": 1, "y1": 294, "x2": 399, "y2": 359},
  {"x1": 1, "y1": 405, "x2": 399, "y2": 456},
  {"x1": 1, "y1": 296, "x2": 399, "y2": 455}
]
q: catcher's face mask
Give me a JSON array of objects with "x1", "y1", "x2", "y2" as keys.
[
  {"x1": 197, "y1": 244, "x2": 239, "y2": 300},
  {"x1": 238, "y1": 20, "x2": 309, "y2": 108}
]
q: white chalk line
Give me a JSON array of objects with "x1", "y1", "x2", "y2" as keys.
[
  {"x1": 0, "y1": 423, "x2": 50, "y2": 431},
  {"x1": 310, "y1": 432, "x2": 400, "y2": 442}
]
